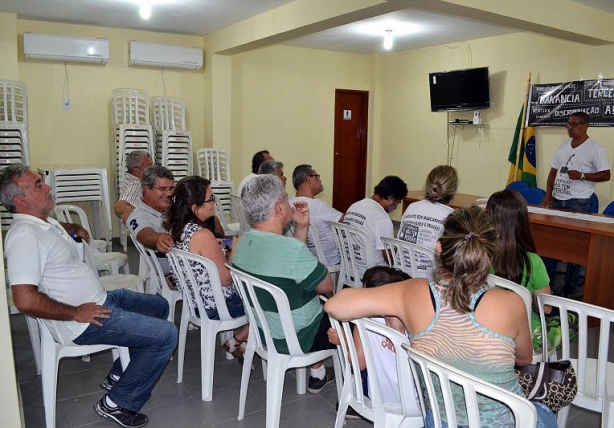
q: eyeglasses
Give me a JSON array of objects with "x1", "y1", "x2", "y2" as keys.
[
  {"x1": 204, "y1": 194, "x2": 217, "y2": 203},
  {"x1": 566, "y1": 121, "x2": 587, "y2": 128},
  {"x1": 152, "y1": 186, "x2": 175, "y2": 193},
  {"x1": 309, "y1": 174, "x2": 321, "y2": 180}
]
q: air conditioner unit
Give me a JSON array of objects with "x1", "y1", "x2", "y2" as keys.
[
  {"x1": 129, "y1": 41, "x2": 203, "y2": 70},
  {"x1": 23, "y1": 32, "x2": 109, "y2": 64}
]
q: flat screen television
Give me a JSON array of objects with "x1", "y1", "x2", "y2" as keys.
[{"x1": 429, "y1": 67, "x2": 490, "y2": 112}]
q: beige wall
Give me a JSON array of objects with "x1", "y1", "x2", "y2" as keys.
[
  {"x1": 229, "y1": 45, "x2": 374, "y2": 203},
  {"x1": 15, "y1": 20, "x2": 206, "y2": 203}
]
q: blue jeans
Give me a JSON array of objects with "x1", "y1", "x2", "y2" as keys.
[
  {"x1": 425, "y1": 402, "x2": 557, "y2": 427},
  {"x1": 73, "y1": 289, "x2": 178, "y2": 412},
  {"x1": 544, "y1": 197, "x2": 591, "y2": 288},
  {"x1": 204, "y1": 292, "x2": 245, "y2": 320}
]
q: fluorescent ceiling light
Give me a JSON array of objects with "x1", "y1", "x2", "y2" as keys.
[
  {"x1": 140, "y1": 1, "x2": 152, "y2": 19},
  {"x1": 358, "y1": 21, "x2": 422, "y2": 36},
  {"x1": 383, "y1": 30, "x2": 393, "y2": 50}
]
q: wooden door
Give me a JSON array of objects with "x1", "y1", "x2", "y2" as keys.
[{"x1": 332, "y1": 89, "x2": 368, "y2": 213}]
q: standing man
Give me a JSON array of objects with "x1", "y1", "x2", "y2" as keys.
[
  {"x1": 113, "y1": 150, "x2": 153, "y2": 224},
  {"x1": 541, "y1": 112, "x2": 610, "y2": 296},
  {"x1": 1, "y1": 164, "x2": 177, "y2": 428},
  {"x1": 237, "y1": 149, "x2": 274, "y2": 195},
  {"x1": 291, "y1": 164, "x2": 343, "y2": 266},
  {"x1": 344, "y1": 176, "x2": 408, "y2": 277},
  {"x1": 128, "y1": 165, "x2": 175, "y2": 274}
]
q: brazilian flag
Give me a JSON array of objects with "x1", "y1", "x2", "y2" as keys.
[{"x1": 507, "y1": 104, "x2": 537, "y2": 187}]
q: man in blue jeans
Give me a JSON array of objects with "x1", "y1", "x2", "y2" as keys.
[
  {"x1": 541, "y1": 112, "x2": 610, "y2": 297},
  {"x1": 1, "y1": 164, "x2": 177, "y2": 428}
]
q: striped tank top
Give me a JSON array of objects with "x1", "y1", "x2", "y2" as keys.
[{"x1": 409, "y1": 280, "x2": 522, "y2": 427}]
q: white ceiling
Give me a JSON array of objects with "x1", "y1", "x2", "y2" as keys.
[{"x1": 0, "y1": 0, "x2": 611, "y2": 55}]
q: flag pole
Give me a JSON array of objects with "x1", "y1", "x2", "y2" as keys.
[{"x1": 514, "y1": 71, "x2": 532, "y2": 180}]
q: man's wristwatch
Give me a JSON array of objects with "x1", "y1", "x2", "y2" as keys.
[{"x1": 580, "y1": 173, "x2": 586, "y2": 181}]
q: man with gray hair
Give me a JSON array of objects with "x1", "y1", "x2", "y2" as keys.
[
  {"x1": 257, "y1": 159, "x2": 287, "y2": 187},
  {"x1": 127, "y1": 165, "x2": 175, "y2": 273},
  {"x1": 113, "y1": 150, "x2": 153, "y2": 224},
  {"x1": 291, "y1": 164, "x2": 343, "y2": 265},
  {"x1": 232, "y1": 175, "x2": 336, "y2": 393}
]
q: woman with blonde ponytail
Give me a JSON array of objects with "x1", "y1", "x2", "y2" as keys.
[{"x1": 325, "y1": 206, "x2": 557, "y2": 427}]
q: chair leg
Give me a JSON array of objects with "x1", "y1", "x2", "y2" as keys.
[
  {"x1": 176, "y1": 309, "x2": 190, "y2": 384},
  {"x1": 557, "y1": 404, "x2": 571, "y2": 428},
  {"x1": 200, "y1": 324, "x2": 219, "y2": 401},
  {"x1": 238, "y1": 338, "x2": 256, "y2": 420},
  {"x1": 335, "y1": 380, "x2": 351, "y2": 428},
  {"x1": 25, "y1": 315, "x2": 41, "y2": 375},
  {"x1": 41, "y1": 340, "x2": 60, "y2": 428},
  {"x1": 296, "y1": 367, "x2": 306, "y2": 394},
  {"x1": 264, "y1": 357, "x2": 287, "y2": 428},
  {"x1": 603, "y1": 400, "x2": 614, "y2": 428}
]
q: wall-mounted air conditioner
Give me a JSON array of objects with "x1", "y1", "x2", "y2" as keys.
[
  {"x1": 129, "y1": 41, "x2": 203, "y2": 70},
  {"x1": 23, "y1": 32, "x2": 109, "y2": 64}
]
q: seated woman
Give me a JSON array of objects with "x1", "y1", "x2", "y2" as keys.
[
  {"x1": 325, "y1": 206, "x2": 557, "y2": 427},
  {"x1": 486, "y1": 189, "x2": 560, "y2": 352},
  {"x1": 397, "y1": 165, "x2": 458, "y2": 278},
  {"x1": 164, "y1": 176, "x2": 248, "y2": 359}
]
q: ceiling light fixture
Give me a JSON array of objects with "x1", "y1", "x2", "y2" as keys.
[
  {"x1": 140, "y1": 1, "x2": 152, "y2": 20},
  {"x1": 383, "y1": 30, "x2": 393, "y2": 50}
]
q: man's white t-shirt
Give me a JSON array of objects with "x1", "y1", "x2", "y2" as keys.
[
  {"x1": 344, "y1": 198, "x2": 392, "y2": 276},
  {"x1": 237, "y1": 173, "x2": 257, "y2": 196},
  {"x1": 291, "y1": 196, "x2": 342, "y2": 266},
  {"x1": 551, "y1": 137, "x2": 610, "y2": 200}
]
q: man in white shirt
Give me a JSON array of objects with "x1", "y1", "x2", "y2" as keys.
[
  {"x1": 541, "y1": 112, "x2": 611, "y2": 297},
  {"x1": 237, "y1": 149, "x2": 273, "y2": 195},
  {"x1": 113, "y1": 150, "x2": 153, "y2": 224},
  {"x1": 1, "y1": 164, "x2": 177, "y2": 428},
  {"x1": 291, "y1": 164, "x2": 343, "y2": 265},
  {"x1": 344, "y1": 176, "x2": 408, "y2": 277}
]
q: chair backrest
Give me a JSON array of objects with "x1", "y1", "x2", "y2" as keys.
[
  {"x1": 403, "y1": 345, "x2": 537, "y2": 427},
  {"x1": 590, "y1": 192, "x2": 599, "y2": 213},
  {"x1": 328, "y1": 221, "x2": 377, "y2": 292},
  {"x1": 537, "y1": 294, "x2": 614, "y2": 415},
  {"x1": 132, "y1": 237, "x2": 166, "y2": 294},
  {"x1": 0, "y1": 80, "x2": 28, "y2": 123},
  {"x1": 197, "y1": 148, "x2": 231, "y2": 183},
  {"x1": 167, "y1": 248, "x2": 235, "y2": 321},
  {"x1": 519, "y1": 187, "x2": 546, "y2": 205},
  {"x1": 381, "y1": 236, "x2": 436, "y2": 279},
  {"x1": 506, "y1": 180, "x2": 530, "y2": 192},
  {"x1": 307, "y1": 224, "x2": 334, "y2": 267},
  {"x1": 487, "y1": 274, "x2": 532, "y2": 328},
  {"x1": 603, "y1": 200, "x2": 614, "y2": 216},
  {"x1": 214, "y1": 199, "x2": 238, "y2": 237},
  {"x1": 329, "y1": 314, "x2": 423, "y2": 424},
  {"x1": 227, "y1": 265, "x2": 305, "y2": 356},
  {"x1": 230, "y1": 194, "x2": 250, "y2": 236},
  {"x1": 151, "y1": 96, "x2": 186, "y2": 132},
  {"x1": 53, "y1": 204, "x2": 93, "y2": 236},
  {"x1": 112, "y1": 88, "x2": 150, "y2": 126}
]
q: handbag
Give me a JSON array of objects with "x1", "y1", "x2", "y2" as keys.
[{"x1": 514, "y1": 360, "x2": 577, "y2": 413}]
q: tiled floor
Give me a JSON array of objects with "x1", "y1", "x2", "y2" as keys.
[{"x1": 8, "y1": 240, "x2": 606, "y2": 427}]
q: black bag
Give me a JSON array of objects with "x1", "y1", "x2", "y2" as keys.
[{"x1": 514, "y1": 360, "x2": 577, "y2": 413}]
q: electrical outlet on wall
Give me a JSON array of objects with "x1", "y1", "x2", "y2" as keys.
[{"x1": 63, "y1": 98, "x2": 71, "y2": 109}]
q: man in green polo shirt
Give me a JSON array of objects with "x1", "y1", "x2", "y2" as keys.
[{"x1": 233, "y1": 174, "x2": 335, "y2": 394}]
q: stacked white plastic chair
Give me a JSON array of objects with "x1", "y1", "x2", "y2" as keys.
[
  {"x1": 381, "y1": 237, "x2": 437, "y2": 279},
  {"x1": 197, "y1": 148, "x2": 235, "y2": 230},
  {"x1": 0, "y1": 80, "x2": 30, "y2": 230},
  {"x1": 151, "y1": 96, "x2": 192, "y2": 182},
  {"x1": 38, "y1": 167, "x2": 113, "y2": 252},
  {"x1": 111, "y1": 88, "x2": 155, "y2": 251}
]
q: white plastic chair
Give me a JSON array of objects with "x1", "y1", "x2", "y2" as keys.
[
  {"x1": 214, "y1": 198, "x2": 240, "y2": 237},
  {"x1": 132, "y1": 238, "x2": 182, "y2": 322},
  {"x1": 80, "y1": 242, "x2": 144, "y2": 293},
  {"x1": 38, "y1": 318, "x2": 130, "y2": 428},
  {"x1": 197, "y1": 148, "x2": 231, "y2": 183},
  {"x1": 403, "y1": 345, "x2": 537, "y2": 427},
  {"x1": 307, "y1": 225, "x2": 340, "y2": 284},
  {"x1": 381, "y1": 237, "x2": 437, "y2": 279},
  {"x1": 7, "y1": 286, "x2": 41, "y2": 375},
  {"x1": 230, "y1": 194, "x2": 250, "y2": 237},
  {"x1": 228, "y1": 266, "x2": 342, "y2": 428},
  {"x1": 167, "y1": 249, "x2": 247, "y2": 401},
  {"x1": 328, "y1": 221, "x2": 377, "y2": 292},
  {"x1": 329, "y1": 314, "x2": 424, "y2": 427},
  {"x1": 537, "y1": 294, "x2": 614, "y2": 428}
]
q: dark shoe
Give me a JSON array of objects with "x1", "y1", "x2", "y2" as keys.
[
  {"x1": 335, "y1": 401, "x2": 363, "y2": 420},
  {"x1": 308, "y1": 366, "x2": 335, "y2": 394},
  {"x1": 100, "y1": 373, "x2": 118, "y2": 392},
  {"x1": 94, "y1": 397, "x2": 149, "y2": 428}
]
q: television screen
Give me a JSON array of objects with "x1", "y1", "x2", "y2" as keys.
[{"x1": 429, "y1": 67, "x2": 490, "y2": 112}]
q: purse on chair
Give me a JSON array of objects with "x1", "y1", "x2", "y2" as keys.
[{"x1": 514, "y1": 360, "x2": 577, "y2": 413}]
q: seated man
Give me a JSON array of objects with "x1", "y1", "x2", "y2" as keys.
[
  {"x1": 258, "y1": 160, "x2": 287, "y2": 187},
  {"x1": 232, "y1": 174, "x2": 336, "y2": 393},
  {"x1": 343, "y1": 175, "x2": 408, "y2": 277},
  {"x1": 127, "y1": 165, "x2": 175, "y2": 274},
  {"x1": 291, "y1": 164, "x2": 343, "y2": 265},
  {"x1": 237, "y1": 149, "x2": 273, "y2": 195},
  {"x1": 113, "y1": 150, "x2": 152, "y2": 224},
  {"x1": 0, "y1": 164, "x2": 177, "y2": 428}
]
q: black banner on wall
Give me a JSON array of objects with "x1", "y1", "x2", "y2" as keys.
[{"x1": 527, "y1": 78, "x2": 614, "y2": 127}]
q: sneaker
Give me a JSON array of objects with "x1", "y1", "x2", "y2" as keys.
[
  {"x1": 100, "y1": 373, "x2": 118, "y2": 392},
  {"x1": 307, "y1": 366, "x2": 335, "y2": 394},
  {"x1": 94, "y1": 397, "x2": 149, "y2": 428}
]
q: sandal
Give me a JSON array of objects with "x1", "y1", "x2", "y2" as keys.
[{"x1": 223, "y1": 335, "x2": 245, "y2": 363}]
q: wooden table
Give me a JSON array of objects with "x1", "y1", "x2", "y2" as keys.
[{"x1": 404, "y1": 191, "x2": 614, "y2": 311}]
